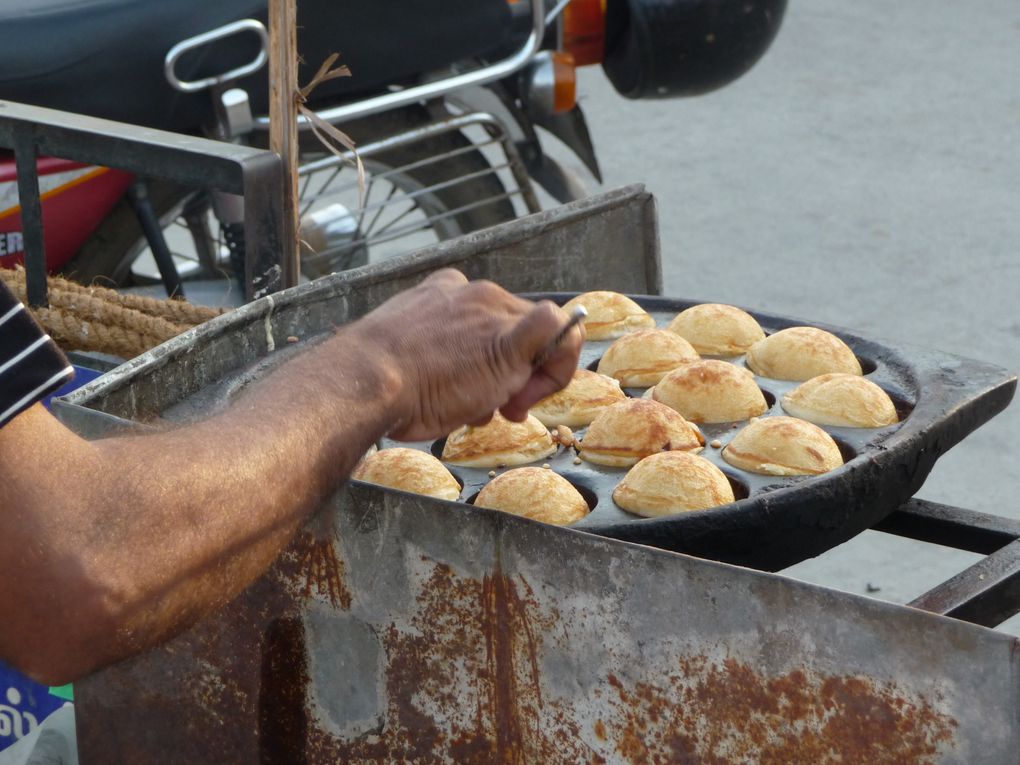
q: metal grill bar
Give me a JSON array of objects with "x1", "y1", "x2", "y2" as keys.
[
  {"x1": 909, "y1": 539, "x2": 1020, "y2": 627},
  {"x1": 11, "y1": 125, "x2": 47, "y2": 307},
  {"x1": 0, "y1": 99, "x2": 286, "y2": 300},
  {"x1": 873, "y1": 498, "x2": 1020, "y2": 628},
  {"x1": 875, "y1": 498, "x2": 1020, "y2": 554}
]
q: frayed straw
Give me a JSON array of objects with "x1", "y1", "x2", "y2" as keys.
[{"x1": 297, "y1": 54, "x2": 366, "y2": 205}]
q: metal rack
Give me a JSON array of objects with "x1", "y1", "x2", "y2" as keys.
[{"x1": 0, "y1": 99, "x2": 286, "y2": 303}]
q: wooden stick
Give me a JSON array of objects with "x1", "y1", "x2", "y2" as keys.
[{"x1": 268, "y1": 0, "x2": 301, "y2": 289}]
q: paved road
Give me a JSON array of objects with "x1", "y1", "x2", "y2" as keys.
[{"x1": 548, "y1": 1, "x2": 1020, "y2": 630}]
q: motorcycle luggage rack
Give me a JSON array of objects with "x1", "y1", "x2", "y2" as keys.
[
  {"x1": 296, "y1": 111, "x2": 540, "y2": 274},
  {"x1": 0, "y1": 99, "x2": 287, "y2": 304}
]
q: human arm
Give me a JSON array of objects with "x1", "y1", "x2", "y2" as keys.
[{"x1": 0, "y1": 270, "x2": 582, "y2": 685}]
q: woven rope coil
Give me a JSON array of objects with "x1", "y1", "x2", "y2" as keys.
[{"x1": 1, "y1": 267, "x2": 226, "y2": 359}]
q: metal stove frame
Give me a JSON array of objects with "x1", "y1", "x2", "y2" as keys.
[
  {"x1": 7, "y1": 98, "x2": 1018, "y2": 760},
  {"x1": 54, "y1": 185, "x2": 1020, "y2": 762}
]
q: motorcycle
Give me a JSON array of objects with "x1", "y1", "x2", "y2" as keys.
[{"x1": 0, "y1": 0, "x2": 786, "y2": 298}]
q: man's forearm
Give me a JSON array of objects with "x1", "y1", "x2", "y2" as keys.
[
  {"x1": 0, "y1": 325, "x2": 402, "y2": 684},
  {"x1": 0, "y1": 269, "x2": 583, "y2": 684}
]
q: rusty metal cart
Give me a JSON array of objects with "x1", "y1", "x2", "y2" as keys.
[{"x1": 56, "y1": 187, "x2": 1020, "y2": 764}]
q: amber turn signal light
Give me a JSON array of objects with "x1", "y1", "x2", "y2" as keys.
[
  {"x1": 552, "y1": 51, "x2": 578, "y2": 113},
  {"x1": 563, "y1": 0, "x2": 606, "y2": 66}
]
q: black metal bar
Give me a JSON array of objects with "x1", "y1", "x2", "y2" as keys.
[
  {"x1": 0, "y1": 100, "x2": 255, "y2": 194},
  {"x1": 874, "y1": 498, "x2": 1020, "y2": 555},
  {"x1": 241, "y1": 152, "x2": 286, "y2": 300},
  {"x1": 0, "y1": 99, "x2": 287, "y2": 299},
  {"x1": 126, "y1": 182, "x2": 185, "y2": 299},
  {"x1": 909, "y1": 538, "x2": 1020, "y2": 628},
  {"x1": 12, "y1": 126, "x2": 47, "y2": 307}
]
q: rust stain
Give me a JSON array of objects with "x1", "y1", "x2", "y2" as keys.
[
  {"x1": 306, "y1": 558, "x2": 606, "y2": 764},
  {"x1": 296, "y1": 557, "x2": 956, "y2": 764},
  {"x1": 296, "y1": 533, "x2": 352, "y2": 610},
  {"x1": 605, "y1": 656, "x2": 957, "y2": 765}
]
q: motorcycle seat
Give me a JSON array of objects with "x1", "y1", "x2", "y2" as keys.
[{"x1": 0, "y1": 0, "x2": 514, "y2": 134}]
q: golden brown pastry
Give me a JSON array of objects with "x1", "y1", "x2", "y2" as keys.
[
  {"x1": 474, "y1": 467, "x2": 589, "y2": 525},
  {"x1": 722, "y1": 416, "x2": 843, "y2": 476},
  {"x1": 667, "y1": 303, "x2": 765, "y2": 356},
  {"x1": 442, "y1": 411, "x2": 557, "y2": 468},
  {"x1": 580, "y1": 399, "x2": 704, "y2": 468},
  {"x1": 651, "y1": 359, "x2": 768, "y2": 424},
  {"x1": 531, "y1": 369, "x2": 627, "y2": 427},
  {"x1": 613, "y1": 452, "x2": 735, "y2": 517},
  {"x1": 782, "y1": 373, "x2": 898, "y2": 428},
  {"x1": 596, "y1": 329, "x2": 700, "y2": 387},
  {"x1": 562, "y1": 291, "x2": 655, "y2": 340},
  {"x1": 352, "y1": 447, "x2": 461, "y2": 501},
  {"x1": 745, "y1": 326, "x2": 862, "y2": 381}
]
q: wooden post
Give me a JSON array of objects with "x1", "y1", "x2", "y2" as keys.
[{"x1": 268, "y1": 0, "x2": 301, "y2": 290}]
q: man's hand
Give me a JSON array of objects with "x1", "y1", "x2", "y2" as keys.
[{"x1": 348, "y1": 269, "x2": 584, "y2": 441}]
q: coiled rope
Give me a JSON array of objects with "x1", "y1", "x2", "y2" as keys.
[{"x1": 1, "y1": 267, "x2": 225, "y2": 359}]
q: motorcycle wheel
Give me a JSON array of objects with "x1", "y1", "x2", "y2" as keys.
[{"x1": 63, "y1": 106, "x2": 519, "y2": 288}]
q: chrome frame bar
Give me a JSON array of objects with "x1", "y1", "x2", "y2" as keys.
[
  {"x1": 297, "y1": 111, "x2": 541, "y2": 216},
  {"x1": 164, "y1": 19, "x2": 270, "y2": 94},
  {"x1": 253, "y1": 0, "x2": 546, "y2": 130}
]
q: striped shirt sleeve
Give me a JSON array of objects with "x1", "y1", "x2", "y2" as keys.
[{"x1": 0, "y1": 280, "x2": 74, "y2": 428}]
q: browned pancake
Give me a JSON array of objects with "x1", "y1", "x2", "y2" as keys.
[
  {"x1": 667, "y1": 303, "x2": 765, "y2": 356},
  {"x1": 651, "y1": 359, "x2": 768, "y2": 423},
  {"x1": 580, "y1": 398, "x2": 704, "y2": 468},
  {"x1": 474, "y1": 467, "x2": 589, "y2": 525},
  {"x1": 597, "y1": 329, "x2": 700, "y2": 387},
  {"x1": 782, "y1": 373, "x2": 898, "y2": 428},
  {"x1": 722, "y1": 416, "x2": 843, "y2": 476},
  {"x1": 613, "y1": 451, "x2": 735, "y2": 517},
  {"x1": 531, "y1": 369, "x2": 627, "y2": 427},
  {"x1": 562, "y1": 291, "x2": 656, "y2": 340},
  {"x1": 352, "y1": 447, "x2": 461, "y2": 501},
  {"x1": 442, "y1": 411, "x2": 557, "y2": 468},
  {"x1": 745, "y1": 326, "x2": 862, "y2": 381}
]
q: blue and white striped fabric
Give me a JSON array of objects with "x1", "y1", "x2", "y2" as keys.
[{"x1": 0, "y1": 281, "x2": 74, "y2": 429}]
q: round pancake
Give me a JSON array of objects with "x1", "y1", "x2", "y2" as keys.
[
  {"x1": 722, "y1": 416, "x2": 843, "y2": 476},
  {"x1": 597, "y1": 329, "x2": 700, "y2": 387},
  {"x1": 651, "y1": 359, "x2": 768, "y2": 423},
  {"x1": 352, "y1": 447, "x2": 461, "y2": 501},
  {"x1": 442, "y1": 411, "x2": 557, "y2": 468},
  {"x1": 782, "y1": 373, "x2": 898, "y2": 428},
  {"x1": 667, "y1": 303, "x2": 765, "y2": 356},
  {"x1": 580, "y1": 398, "x2": 704, "y2": 468},
  {"x1": 562, "y1": 291, "x2": 655, "y2": 340},
  {"x1": 613, "y1": 451, "x2": 735, "y2": 517},
  {"x1": 745, "y1": 326, "x2": 862, "y2": 381},
  {"x1": 474, "y1": 467, "x2": 589, "y2": 526},
  {"x1": 531, "y1": 369, "x2": 627, "y2": 427}
]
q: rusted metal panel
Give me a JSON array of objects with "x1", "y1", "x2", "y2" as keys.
[{"x1": 75, "y1": 485, "x2": 1020, "y2": 764}]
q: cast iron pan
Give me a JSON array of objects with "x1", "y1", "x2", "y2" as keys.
[
  {"x1": 189, "y1": 293, "x2": 1016, "y2": 571},
  {"x1": 374, "y1": 294, "x2": 1017, "y2": 571}
]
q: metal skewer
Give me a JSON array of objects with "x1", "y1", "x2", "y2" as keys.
[{"x1": 532, "y1": 305, "x2": 587, "y2": 368}]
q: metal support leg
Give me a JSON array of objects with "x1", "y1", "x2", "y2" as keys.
[
  {"x1": 126, "y1": 181, "x2": 185, "y2": 299},
  {"x1": 13, "y1": 127, "x2": 48, "y2": 307}
]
